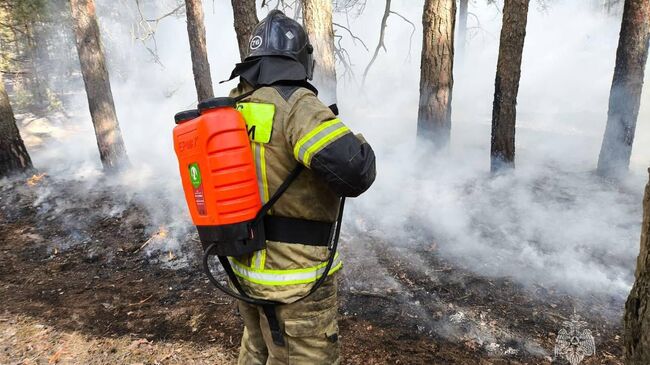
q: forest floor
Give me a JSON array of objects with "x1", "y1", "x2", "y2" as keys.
[{"x1": 0, "y1": 170, "x2": 627, "y2": 365}]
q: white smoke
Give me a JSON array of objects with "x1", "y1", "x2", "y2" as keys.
[
  {"x1": 17, "y1": 0, "x2": 650, "y2": 299},
  {"x1": 340, "y1": 0, "x2": 648, "y2": 297}
]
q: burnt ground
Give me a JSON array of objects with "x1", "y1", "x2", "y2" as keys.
[{"x1": 0, "y1": 173, "x2": 626, "y2": 365}]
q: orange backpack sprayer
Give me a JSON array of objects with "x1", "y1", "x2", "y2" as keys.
[
  {"x1": 173, "y1": 98, "x2": 265, "y2": 256},
  {"x1": 173, "y1": 95, "x2": 344, "y2": 311}
]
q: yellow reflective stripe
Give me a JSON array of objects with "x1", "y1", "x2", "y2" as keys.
[
  {"x1": 233, "y1": 261, "x2": 343, "y2": 286},
  {"x1": 294, "y1": 119, "x2": 341, "y2": 158},
  {"x1": 302, "y1": 126, "x2": 350, "y2": 166},
  {"x1": 293, "y1": 119, "x2": 348, "y2": 165},
  {"x1": 232, "y1": 252, "x2": 339, "y2": 274},
  {"x1": 259, "y1": 144, "x2": 269, "y2": 202},
  {"x1": 229, "y1": 253, "x2": 342, "y2": 286}
]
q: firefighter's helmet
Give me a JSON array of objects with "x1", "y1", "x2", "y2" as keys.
[{"x1": 246, "y1": 10, "x2": 314, "y2": 80}]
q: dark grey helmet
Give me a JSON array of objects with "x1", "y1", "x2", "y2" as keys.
[{"x1": 246, "y1": 10, "x2": 314, "y2": 80}]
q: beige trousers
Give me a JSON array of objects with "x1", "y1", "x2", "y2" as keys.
[{"x1": 237, "y1": 277, "x2": 340, "y2": 365}]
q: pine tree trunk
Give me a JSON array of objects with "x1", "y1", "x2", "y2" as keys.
[
  {"x1": 185, "y1": 0, "x2": 214, "y2": 102},
  {"x1": 597, "y1": 0, "x2": 650, "y2": 177},
  {"x1": 70, "y1": 0, "x2": 128, "y2": 171},
  {"x1": 625, "y1": 168, "x2": 650, "y2": 364},
  {"x1": 302, "y1": 0, "x2": 337, "y2": 105},
  {"x1": 25, "y1": 24, "x2": 48, "y2": 110},
  {"x1": 490, "y1": 0, "x2": 529, "y2": 172},
  {"x1": 417, "y1": 0, "x2": 456, "y2": 150},
  {"x1": 231, "y1": 0, "x2": 258, "y2": 61},
  {"x1": 0, "y1": 72, "x2": 32, "y2": 177},
  {"x1": 457, "y1": 0, "x2": 469, "y2": 64}
]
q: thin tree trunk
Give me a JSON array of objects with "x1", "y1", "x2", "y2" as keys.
[
  {"x1": 0, "y1": 72, "x2": 32, "y2": 177},
  {"x1": 302, "y1": 0, "x2": 337, "y2": 105},
  {"x1": 231, "y1": 0, "x2": 258, "y2": 61},
  {"x1": 490, "y1": 0, "x2": 529, "y2": 172},
  {"x1": 417, "y1": 0, "x2": 456, "y2": 150},
  {"x1": 185, "y1": 0, "x2": 214, "y2": 101},
  {"x1": 597, "y1": 0, "x2": 649, "y2": 177},
  {"x1": 625, "y1": 168, "x2": 650, "y2": 364},
  {"x1": 25, "y1": 24, "x2": 48, "y2": 110},
  {"x1": 457, "y1": 0, "x2": 468, "y2": 64},
  {"x1": 70, "y1": 0, "x2": 128, "y2": 170}
]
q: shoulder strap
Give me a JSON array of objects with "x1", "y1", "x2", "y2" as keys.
[{"x1": 233, "y1": 88, "x2": 257, "y2": 102}]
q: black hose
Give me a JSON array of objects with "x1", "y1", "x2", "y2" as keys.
[
  {"x1": 202, "y1": 197, "x2": 346, "y2": 305},
  {"x1": 202, "y1": 244, "x2": 278, "y2": 306}
]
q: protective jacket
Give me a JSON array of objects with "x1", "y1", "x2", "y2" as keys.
[{"x1": 228, "y1": 81, "x2": 376, "y2": 303}]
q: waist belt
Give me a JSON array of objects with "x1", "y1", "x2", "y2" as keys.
[{"x1": 263, "y1": 215, "x2": 333, "y2": 247}]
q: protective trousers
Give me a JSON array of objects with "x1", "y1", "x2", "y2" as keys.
[{"x1": 237, "y1": 277, "x2": 340, "y2": 365}]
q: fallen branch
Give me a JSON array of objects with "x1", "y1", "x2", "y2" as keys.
[
  {"x1": 349, "y1": 289, "x2": 396, "y2": 301},
  {"x1": 133, "y1": 238, "x2": 152, "y2": 254},
  {"x1": 128, "y1": 294, "x2": 154, "y2": 306},
  {"x1": 133, "y1": 228, "x2": 168, "y2": 253}
]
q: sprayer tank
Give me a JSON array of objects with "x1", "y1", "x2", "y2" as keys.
[{"x1": 173, "y1": 98, "x2": 262, "y2": 227}]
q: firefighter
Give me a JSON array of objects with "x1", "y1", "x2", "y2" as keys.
[{"x1": 223, "y1": 10, "x2": 376, "y2": 365}]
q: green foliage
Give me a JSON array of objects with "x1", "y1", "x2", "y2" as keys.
[
  {"x1": 0, "y1": 0, "x2": 46, "y2": 24},
  {"x1": 11, "y1": 86, "x2": 32, "y2": 111},
  {"x1": 0, "y1": 0, "x2": 70, "y2": 113},
  {"x1": 45, "y1": 87, "x2": 63, "y2": 112}
]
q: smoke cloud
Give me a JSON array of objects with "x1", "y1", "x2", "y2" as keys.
[{"x1": 15, "y1": 0, "x2": 650, "y2": 302}]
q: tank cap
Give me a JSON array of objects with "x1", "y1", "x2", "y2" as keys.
[
  {"x1": 198, "y1": 97, "x2": 236, "y2": 112},
  {"x1": 174, "y1": 109, "x2": 201, "y2": 124}
]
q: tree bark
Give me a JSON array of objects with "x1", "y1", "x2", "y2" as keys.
[
  {"x1": 457, "y1": 0, "x2": 468, "y2": 64},
  {"x1": 625, "y1": 168, "x2": 650, "y2": 364},
  {"x1": 185, "y1": 0, "x2": 214, "y2": 102},
  {"x1": 597, "y1": 0, "x2": 649, "y2": 177},
  {"x1": 490, "y1": 0, "x2": 529, "y2": 172},
  {"x1": 302, "y1": 0, "x2": 337, "y2": 105},
  {"x1": 231, "y1": 0, "x2": 258, "y2": 61},
  {"x1": 0, "y1": 72, "x2": 32, "y2": 177},
  {"x1": 417, "y1": 0, "x2": 456, "y2": 150},
  {"x1": 70, "y1": 0, "x2": 128, "y2": 171}
]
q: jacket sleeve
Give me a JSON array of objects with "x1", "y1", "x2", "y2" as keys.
[{"x1": 285, "y1": 92, "x2": 376, "y2": 197}]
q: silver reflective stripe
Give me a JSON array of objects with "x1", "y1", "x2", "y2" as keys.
[
  {"x1": 228, "y1": 254, "x2": 342, "y2": 286},
  {"x1": 294, "y1": 119, "x2": 349, "y2": 166},
  {"x1": 253, "y1": 250, "x2": 264, "y2": 269},
  {"x1": 251, "y1": 142, "x2": 268, "y2": 270}
]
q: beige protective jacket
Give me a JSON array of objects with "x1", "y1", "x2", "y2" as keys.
[{"x1": 228, "y1": 82, "x2": 376, "y2": 303}]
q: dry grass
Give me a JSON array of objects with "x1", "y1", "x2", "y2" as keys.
[{"x1": 0, "y1": 313, "x2": 235, "y2": 365}]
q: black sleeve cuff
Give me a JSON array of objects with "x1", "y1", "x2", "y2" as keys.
[{"x1": 310, "y1": 133, "x2": 377, "y2": 197}]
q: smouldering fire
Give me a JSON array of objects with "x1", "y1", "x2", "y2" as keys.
[
  {"x1": 26, "y1": 173, "x2": 47, "y2": 186},
  {"x1": 134, "y1": 227, "x2": 169, "y2": 253},
  {"x1": 156, "y1": 227, "x2": 168, "y2": 239}
]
